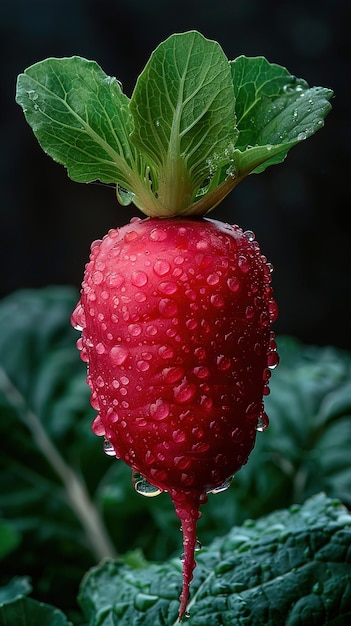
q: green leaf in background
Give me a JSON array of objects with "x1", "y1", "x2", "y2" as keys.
[
  {"x1": 0, "y1": 577, "x2": 72, "y2": 626},
  {"x1": 0, "y1": 576, "x2": 32, "y2": 604},
  {"x1": 0, "y1": 581, "x2": 73, "y2": 626},
  {"x1": 78, "y1": 493, "x2": 351, "y2": 625},
  {"x1": 15, "y1": 31, "x2": 333, "y2": 217}
]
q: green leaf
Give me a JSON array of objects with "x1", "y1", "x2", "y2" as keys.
[
  {"x1": 130, "y1": 30, "x2": 238, "y2": 213},
  {"x1": 15, "y1": 57, "x2": 147, "y2": 197},
  {"x1": 78, "y1": 493, "x2": 351, "y2": 625},
  {"x1": 0, "y1": 576, "x2": 32, "y2": 604},
  {"x1": 0, "y1": 577, "x2": 73, "y2": 626},
  {"x1": 0, "y1": 597, "x2": 73, "y2": 626},
  {"x1": 16, "y1": 31, "x2": 333, "y2": 217},
  {"x1": 230, "y1": 56, "x2": 333, "y2": 175}
]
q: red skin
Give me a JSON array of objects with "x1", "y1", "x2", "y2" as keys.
[{"x1": 71, "y1": 216, "x2": 278, "y2": 620}]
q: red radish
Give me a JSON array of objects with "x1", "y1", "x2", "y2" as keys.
[
  {"x1": 15, "y1": 28, "x2": 332, "y2": 621},
  {"x1": 71, "y1": 215, "x2": 278, "y2": 619}
]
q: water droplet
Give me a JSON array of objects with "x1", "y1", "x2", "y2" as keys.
[
  {"x1": 117, "y1": 184, "x2": 135, "y2": 206},
  {"x1": 92, "y1": 270, "x2": 104, "y2": 285},
  {"x1": 172, "y1": 429, "x2": 186, "y2": 443},
  {"x1": 128, "y1": 323, "x2": 142, "y2": 337},
  {"x1": 174, "y1": 255, "x2": 185, "y2": 266},
  {"x1": 110, "y1": 345, "x2": 129, "y2": 366},
  {"x1": 137, "y1": 360, "x2": 150, "y2": 372},
  {"x1": 206, "y1": 273, "x2": 220, "y2": 286},
  {"x1": 108, "y1": 273, "x2": 125, "y2": 288},
  {"x1": 158, "y1": 281, "x2": 178, "y2": 295},
  {"x1": 150, "y1": 398, "x2": 170, "y2": 420},
  {"x1": 238, "y1": 255, "x2": 250, "y2": 273},
  {"x1": 145, "y1": 324, "x2": 157, "y2": 336},
  {"x1": 149, "y1": 227, "x2": 167, "y2": 242},
  {"x1": 217, "y1": 355, "x2": 231, "y2": 371},
  {"x1": 132, "y1": 471, "x2": 163, "y2": 497},
  {"x1": 71, "y1": 302, "x2": 86, "y2": 330},
  {"x1": 131, "y1": 271, "x2": 148, "y2": 287},
  {"x1": 103, "y1": 439, "x2": 117, "y2": 456},
  {"x1": 163, "y1": 366, "x2": 184, "y2": 384},
  {"x1": 245, "y1": 305, "x2": 255, "y2": 319},
  {"x1": 269, "y1": 300, "x2": 279, "y2": 322},
  {"x1": 153, "y1": 260, "x2": 170, "y2": 276},
  {"x1": 224, "y1": 162, "x2": 236, "y2": 179},
  {"x1": 159, "y1": 298, "x2": 178, "y2": 317},
  {"x1": 158, "y1": 345, "x2": 174, "y2": 359},
  {"x1": 209, "y1": 476, "x2": 233, "y2": 494},
  {"x1": 124, "y1": 230, "x2": 139, "y2": 243},
  {"x1": 134, "y1": 592, "x2": 159, "y2": 611},
  {"x1": 174, "y1": 382, "x2": 197, "y2": 403},
  {"x1": 267, "y1": 350, "x2": 280, "y2": 370},
  {"x1": 195, "y1": 538, "x2": 202, "y2": 551},
  {"x1": 91, "y1": 414, "x2": 105, "y2": 436},
  {"x1": 227, "y1": 276, "x2": 240, "y2": 292},
  {"x1": 244, "y1": 230, "x2": 255, "y2": 242},
  {"x1": 193, "y1": 366, "x2": 210, "y2": 379},
  {"x1": 256, "y1": 412, "x2": 269, "y2": 432},
  {"x1": 173, "y1": 457, "x2": 190, "y2": 473},
  {"x1": 96, "y1": 342, "x2": 106, "y2": 355}
]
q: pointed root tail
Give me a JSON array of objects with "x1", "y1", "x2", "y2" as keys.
[{"x1": 170, "y1": 489, "x2": 206, "y2": 621}]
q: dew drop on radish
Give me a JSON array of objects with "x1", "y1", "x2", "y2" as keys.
[
  {"x1": 267, "y1": 349, "x2": 280, "y2": 369},
  {"x1": 244, "y1": 229, "x2": 255, "y2": 242},
  {"x1": 110, "y1": 345, "x2": 129, "y2": 366},
  {"x1": 256, "y1": 411, "x2": 269, "y2": 431},
  {"x1": 131, "y1": 270, "x2": 148, "y2": 287},
  {"x1": 149, "y1": 227, "x2": 167, "y2": 241},
  {"x1": 103, "y1": 439, "x2": 118, "y2": 456},
  {"x1": 209, "y1": 476, "x2": 233, "y2": 494},
  {"x1": 174, "y1": 382, "x2": 197, "y2": 403},
  {"x1": 132, "y1": 471, "x2": 163, "y2": 497},
  {"x1": 227, "y1": 276, "x2": 240, "y2": 292},
  {"x1": 153, "y1": 259, "x2": 171, "y2": 276},
  {"x1": 71, "y1": 302, "x2": 85, "y2": 330}
]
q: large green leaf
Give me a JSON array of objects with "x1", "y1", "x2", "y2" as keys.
[
  {"x1": 15, "y1": 56, "x2": 139, "y2": 190},
  {"x1": 78, "y1": 493, "x2": 351, "y2": 625},
  {"x1": 130, "y1": 30, "x2": 238, "y2": 212},
  {"x1": 0, "y1": 577, "x2": 72, "y2": 626}
]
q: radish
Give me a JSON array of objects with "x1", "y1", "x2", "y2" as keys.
[{"x1": 16, "y1": 30, "x2": 333, "y2": 620}]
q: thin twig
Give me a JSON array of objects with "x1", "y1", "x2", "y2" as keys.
[{"x1": 0, "y1": 365, "x2": 117, "y2": 561}]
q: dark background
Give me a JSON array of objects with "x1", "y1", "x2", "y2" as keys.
[{"x1": 1, "y1": 0, "x2": 350, "y2": 350}]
